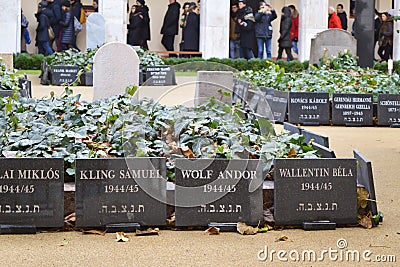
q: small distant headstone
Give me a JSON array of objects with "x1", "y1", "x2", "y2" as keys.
[
  {"x1": 174, "y1": 159, "x2": 263, "y2": 227},
  {"x1": 312, "y1": 142, "x2": 336, "y2": 158},
  {"x1": 377, "y1": 94, "x2": 400, "y2": 127},
  {"x1": 0, "y1": 158, "x2": 64, "y2": 228},
  {"x1": 301, "y1": 129, "x2": 329, "y2": 147},
  {"x1": 232, "y1": 79, "x2": 249, "y2": 104},
  {"x1": 288, "y1": 92, "x2": 330, "y2": 125},
  {"x1": 332, "y1": 93, "x2": 373, "y2": 126},
  {"x1": 18, "y1": 77, "x2": 31, "y2": 97},
  {"x1": 262, "y1": 87, "x2": 289, "y2": 123},
  {"x1": 75, "y1": 158, "x2": 167, "y2": 228},
  {"x1": 274, "y1": 158, "x2": 357, "y2": 226},
  {"x1": 309, "y1": 29, "x2": 357, "y2": 65},
  {"x1": 353, "y1": 150, "x2": 377, "y2": 215},
  {"x1": 283, "y1": 122, "x2": 301, "y2": 135},
  {"x1": 51, "y1": 65, "x2": 79, "y2": 85},
  {"x1": 195, "y1": 71, "x2": 234, "y2": 106},
  {"x1": 145, "y1": 65, "x2": 177, "y2": 86},
  {"x1": 86, "y1": 13, "x2": 106, "y2": 49},
  {"x1": 93, "y1": 42, "x2": 139, "y2": 100}
]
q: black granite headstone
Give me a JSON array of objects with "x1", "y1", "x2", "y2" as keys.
[
  {"x1": 233, "y1": 79, "x2": 250, "y2": 104},
  {"x1": 0, "y1": 158, "x2": 64, "y2": 228},
  {"x1": 283, "y1": 122, "x2": 302, "y2": 135},
  {"x1": 312, "y1": 142, "x2": 336, "y2": 158},
  {"x1": 260, "y1": 87, "x2": 289, "y2": 123},
  {"x1": 274, "y1": 158, "x2": 357, "y2": 226},
  {"x1": 353, "y1": 149, "x2": 377, "y2": 215},
  {"x1": 377, "y1": 94, "x2": 400, "y2": 127},
  {"x1": 51, "y1": 65, "x2": 79, "y2": 85},
  {"x1": 145, "y1": 65, "x2": 177, "y2": 86},
  {"x1": 332, "y1": 93, "x2": 373, "y2": 126},
  {"x1": 288, "y1": 92, "x2": 330, "y2": 125},
  {"x1": 175, "y1": 159, "x2": 263, "y2": 227},
  {"x1": 355, "y1": 0, "x2": 375, "y2": 68},
  {"x1": 301, "y1": 129, "x2": 329, "y2": 147},
  {"x1": 75, "y1": 158, "x2": 167, "y2": 228},
  {"x1": 247, "y1": 90, "x2": 261, "y2": 111}
]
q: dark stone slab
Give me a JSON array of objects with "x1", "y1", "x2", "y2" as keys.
[
  {"x1": 51, "y1": 65, "x2": 79, "y2": 85},
  {"x1": 283, "y1": 122, "x2": 302, "y2": 135},
  {"x1": 247, "y1": 90, "x2": 261, "y2": 111},
  {"x1": 175, "y1": 159, "x2": 263, "y2": 227},
  {"x1": 312, "y1": 142, "x2": 336, "y2": 158},
  {"x1": 288, "y1": 92, "x2": 330, "y2": 125},
  {"x1": 40, "y1": 60, "x2": 50, "y2": 85},
  {"x1": 301, "y1": 129, "x2": 329, "y2": 147},
  {"x1": 75, "y1": 158, "x2": 167, "y2": 228},
  {"x1": 377, "y1": 94, "x2": 400, "y2": 127},
  {"x1": 260, "y1": 87, "x2": 289, "y2": 123},
  {"x1": 233, "y1": 79, "x2": 249, "y2": 104},
  {"x1": 354, "y1": 0, "x2": 375, "y2": 68},
  {"x1": 332, "y1": 93, "x2": 373, "y2": 126},
  {"x1": 80, "y1": 72, "x2": 93, "y2": 86},
  {"x1": 274, "y1": 158, "x2": 357, "y2": 226},
  {"x1": 145, "y1": 65, "x2": 177, "y2": 86},
  {"x1": 0, "y1": 158, "x2": 64, "y2": 228},
  {"x1": 353, "y1": 150, "x2": 378, "y2": 215},
  {"x1": 18, "y1": 77, "x2": 31, "y2": 97}
]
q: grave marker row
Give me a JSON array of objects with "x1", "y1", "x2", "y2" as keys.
[{"x1": 0, "y1": 155, "x2": 376, "y2": 231}]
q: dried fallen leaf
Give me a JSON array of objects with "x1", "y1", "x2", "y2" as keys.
[
  {"x1": 82, "y1": 229, "x2": 107, "y2": 236},
  {"x1": 205, "y1": 226, "x2": 220, "y2": 235},
  {"x1": 237, "y1": 222, "x2": 258, "y2": 235},
  {"x1": 115, "y1": 232, "x2": 130, "y2": 242},
  {"x1": 287, "y1": 147, "x2": 297, "y2": 158},
  {"x1": 64, "y1": 213, "x2": 76, "y2": 222},
  {"x1": 135, "y1": 228, "x2": 160, "y2": 236},
  {"x1": 180, "y1": 146, "x2": 195, "y2": 158},
  {"x1": 357, "y1": 187, "x2": 369, "y2": 209},
  {"x1": 167, "y1": 212, "x2": 175, "y2": 227},
  {"x1": 359, "y1": 215, "x2": 373, "y2": 229},
  {"x1": 275, "y1": 235, "x2": 288, "y2": 242}
]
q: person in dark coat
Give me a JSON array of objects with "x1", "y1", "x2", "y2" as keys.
[
  {"x1": 160, "y1": 0, "x2": 181, "y2": 52},
  {"x1": 35, "y1": 2, "x2": 54, "y2": 55},
  {"x1": 237, "y1": 0, "x2": 255, "y2": 59},
  {"x1": 182, "y1": 2, "x2": 200, "y2": 52},
  {"x1": 136, "y1": 0, "x2": 151, "y2": 50},
  {"x1": 60, "y1": 1, "x2": 74, "y2": 51},
  {"x1": 127, "y1": 5, "x2": 144, "y2": 46},
  {"x1": 255, "y1": 1, "x2": 277, "y2": 59},
  {"x1": 377, "y1": 12, "x2": 393, "y2": 62},
  {"x1": 277, "y1": 6, "x2": 293, "y2": 61},
  {"x1": 21, "y1": 9, "x2": 30, "y2": 53},
  {"x1": 374, "y1": 9, "x2": 382, "y2": 52},
  {"x1": 336, "y1": 4, "x2": 348, "y2": 31},
  {"x1": 70, "y1": 0, "x2": 83, "y2": 50},
  {"x1": 180, "y1": 2, "x2": 190, "y2": 51},
  {"x1": 93, "y1": 0, "x2": 98, "y2": 12},
  {"x1": 47, "y1": 0, "x2": 63, "y2": 51}
]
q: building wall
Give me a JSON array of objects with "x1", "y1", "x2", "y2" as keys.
[{"x1": 22, "y1": 0, "x2": 394, "y2": 57}]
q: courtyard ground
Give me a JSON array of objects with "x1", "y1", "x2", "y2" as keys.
[{"x1": 0, "y1": 75, "x2": 398, "y2": 266}]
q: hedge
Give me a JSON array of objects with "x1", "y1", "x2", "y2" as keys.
[{"x1": 13, "y1": 53, "x2": 400, "y2": 74}]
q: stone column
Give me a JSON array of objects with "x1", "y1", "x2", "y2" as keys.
[
  {"x1": 393, "y1": 0, "x2": 400, "y2": 60},
  {"x1": 298, "y1": 0, "x2": 329, "y2": 62},
  {"x1": 199, "y1": 0, "x2": 230, "y2": 59},
  {"x1": 0, "y1": 0, "x2": 21, "y2": 53},
  {"x1": 100, "y1": 0, "x2": 127, "y2": 43}
]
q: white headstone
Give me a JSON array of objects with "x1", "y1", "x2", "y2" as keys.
[
  {"x1": 310, "y1": 29, "x2": 357, "y2": 65},
  {"x1": 93, "y1": 42, "x2": 139, "y2": 100},
  {"x1": 86, "y1": 13, "x2": 106, "y2": 49},
  {"x1": 199, "y1": 0, "x2": 229, "y2": 59},
  {"x1": 195, "y1": 71, "x2": 233, "y2": 106},
  {"x1": 0, "y1": 0, "x2": 21, "y2": 53}
]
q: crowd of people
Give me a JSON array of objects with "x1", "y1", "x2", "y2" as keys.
[
  {"x1": 229, "y1": 1, "x2": 299, "y2": 60},
  {"x1": 21, "y1": 0, "x2": 395, "y2": 62},
  {"x1": 22, "y1": 0, "x2": 89, "y2": 56}
]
